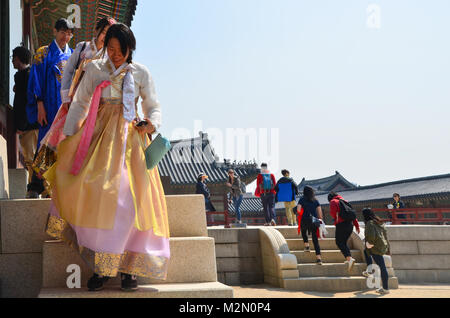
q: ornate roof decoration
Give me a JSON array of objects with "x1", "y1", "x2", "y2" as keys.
[{"x1": 30, "y1": 0, "x2": 137, "y2": 50}]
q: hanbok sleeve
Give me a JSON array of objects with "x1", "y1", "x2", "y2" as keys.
[
  {"x1": 139, "y1": 65, "x2": 161, "y2": 130},
  {"x1": 63, "y1": 62, "x2": 96, "y2": 136},
  {"x1": 61, "y1": 42, "x2": 84, "y2": 103},
  {"x1": 26, "y1": 46, "x2": 48, "y2": 124}
]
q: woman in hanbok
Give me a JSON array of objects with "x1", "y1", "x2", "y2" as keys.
[
  {"x1": 44, "y1": 23, "x2": 170, "y2": 292},
  {"x1": 33, "y1": 17, "x2": 116, "y2": 177}
]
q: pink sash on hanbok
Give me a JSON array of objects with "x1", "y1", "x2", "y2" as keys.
[{"x1": 70, "y1": 80, "x2": 111, "y2": 176}]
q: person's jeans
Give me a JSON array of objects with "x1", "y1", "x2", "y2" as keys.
[
  {"x1": 233, "y1": 195, "x2": 244, "y2": 221},
  {"x1": 205, "y1": 198, "x2": 216, "y2": 212},
  {"x1": 301, "y1": 224, "x2": 321, "y2": 255},
  {"x1": 335, "y1": 221, "x2": 354, "y2": 258},
  {"x1": 261, "y1": 193, "x2": 276, "y2": 223},
  {"x1": 364, "y1": 249, "x2": 389, "y2": 290}
]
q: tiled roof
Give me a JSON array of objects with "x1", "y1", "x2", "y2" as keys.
[
  {"x1": 297, "y1": 171, "x2": 357, "y2": 193},
  {"x1": 158, "y1": 132, "x2": 260, "y2": 185},
  {"x1": 31, "y1": 0, "x2": 138, "y2": 50},
  {"x1": 315, "y1": 173, "x2": 450, "y2": 205}
]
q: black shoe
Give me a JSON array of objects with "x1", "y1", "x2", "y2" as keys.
[
  {"x1": 26, "y1": 191, "x2": 40, "y2": 199},
  {"x1": 121, "y1": 273, "x2": 138, "y2": 292},
  {"x1": 87, "y1": 273, "x2": 110, "y2": 291}
]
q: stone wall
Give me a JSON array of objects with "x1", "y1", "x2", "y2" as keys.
[
  {"x1": 208, "y1": 228, "x2": 264, "y2": 286},
  {"x1": 387, "y1": 225, "x2": 450, "y2": 284},
  {"x1": 0, "y1": 200, "x2": 52, "y2": 297}
]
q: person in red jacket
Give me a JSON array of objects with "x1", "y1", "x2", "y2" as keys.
[
  {"x1": 254, "y1": 163, "x2": 277, "y2": 226},
  {"x1": 328, "y1": 191, "x2": 360, "y2": 272}
]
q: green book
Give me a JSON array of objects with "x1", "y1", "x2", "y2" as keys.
[{"x1": 145, "y1": 134, "x2": 172, "y2": 170}]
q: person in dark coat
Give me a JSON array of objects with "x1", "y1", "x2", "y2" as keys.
[
  {"x1": 392, "y1": 193, "x2": 407, "y2": 224},
  {"x1": 196, "y1": 172, "x2": 216, "y2": 212},
  {"x1": 11, "y1": 46, "x2": 39, "y2": 183}
]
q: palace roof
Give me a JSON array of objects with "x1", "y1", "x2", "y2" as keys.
[
  {"x1": 158, "y1": 132, "x2": 260, "y2": 185},
  {"x1": 297, "y1": 171, "x2": 357, "y2": 193}
]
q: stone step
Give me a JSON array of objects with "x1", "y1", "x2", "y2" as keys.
[
  {"x1": 0, "y1": 194, "x2": 208, "y2": 255},
  {"x1": 284, "y1": 276, "x2": 399, "y2": 292},
  {"x1": 286, "y1": 238, "x2": 338, "y2": 251},
  {"x1": 43, "y1": 237, "x2": 218, "y2": 288},
  {"x1": 39, "y1": 282, "x2": 234, "y2": 298},
  {"x1": 292, "y1": 250, "x2": 364, "y2": 264},
  {"x1": 297, "y1": 263, "x2": 396, "y2": 278},
  {"x1": 275, "y1": 226, "x2": 336, "y2": 240}
]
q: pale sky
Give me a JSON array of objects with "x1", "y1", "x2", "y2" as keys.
[{"x1": 9, "y1": 0, "x2": 450, "y2": 189}]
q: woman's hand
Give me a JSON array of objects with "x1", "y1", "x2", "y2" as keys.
[
  {"x1": 133, "y1": 118, "x2": 156, "y2": 135},
  {"x1": 37, "y1": 101, "x2": 48, "y2": 126}
]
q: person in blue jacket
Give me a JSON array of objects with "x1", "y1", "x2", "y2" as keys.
[
  {"x1": 275, "y1": 170, "x2": 299, "y2": 226},
  {"x1": 26, "y1": 18, "x2": 74, "y2": 198}
]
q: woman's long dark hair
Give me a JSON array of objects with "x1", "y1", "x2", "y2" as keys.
[
  {"x1": 103, "y1": 23, "x2": 136, "y2": 64},
  {"x1": 303, "y1": 186, "x2": 315, "y2": 202},
  {"x1": 362, "y1": 208, "x2": 383, "y2": 225},
  {"x1": 95, "y1": 16, "x2": 116, "y2": 37}
]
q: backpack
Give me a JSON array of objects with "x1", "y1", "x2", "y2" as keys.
[
  {"x1": 261, "y1": 174, "x2": 273, "y2": 191},
  {"x1": 338, "y1": 199, "x2": 357, "y2": 222}
]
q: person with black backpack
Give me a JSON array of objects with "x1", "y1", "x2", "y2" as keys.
[{"x1": 328, "y1": 191, "x2": 360, "y2": 272}]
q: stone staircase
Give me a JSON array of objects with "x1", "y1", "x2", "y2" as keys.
[
  {"x1": 38, "y1": 195, "x2": 233, "y2": 298},
  {"x1": 275, "y1": 226, "x2": 399, "y2": 292},
  {"x1": 0, "y1": 191, "x2": 233, "y2": 298}
]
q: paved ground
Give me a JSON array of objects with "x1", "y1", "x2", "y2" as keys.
[{"x1": 233, "y1": 284, "x2": 450, "y2": 298}]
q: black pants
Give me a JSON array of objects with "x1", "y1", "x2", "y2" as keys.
[
  {"x1": 335, "y1": 221, "x2": 354, "y2": 258},
  {"x1": 26, "y1": 150, "x2": 45, "y2": 194},
  {"x1": 364, "y1": 249, "x2": 389, "y2": 290},
  {"x1": 301, "y1": 224, "x2": 321, "y2": 255},
  {"x1": 261, "y1": 193, "x2": 276, "y2": 223}
]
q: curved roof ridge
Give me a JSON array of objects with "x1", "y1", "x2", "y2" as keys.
[{"x1": 337, "y1": 172, "x2": 450, "y2": 193}]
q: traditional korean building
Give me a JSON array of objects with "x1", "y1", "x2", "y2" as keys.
[
  {"x1": 297, "y1": 171, "x2": 357, "y2": 193},
  {"x1": 158, "y1": 132, "x2": 261, "y2": 206},
  {"x1": 27, "y1": 0, "x2": 137, "y2": 52}
]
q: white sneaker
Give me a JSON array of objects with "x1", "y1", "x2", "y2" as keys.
[
  {"x1": 376, "y1": 288, "x2": 390, "y2": 295},
  {"x1": 347, "y1": 258, "x2": 356, "y2": 272}
]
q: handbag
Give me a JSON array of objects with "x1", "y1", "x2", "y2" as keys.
[{"x1": 144, "y1": 133, "x2": 172, "y2": 170}]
